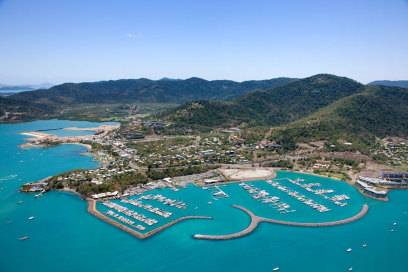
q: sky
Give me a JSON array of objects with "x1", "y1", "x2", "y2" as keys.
[{"x1": 0, "y1": 0, "x2": 407, "y2": 85}]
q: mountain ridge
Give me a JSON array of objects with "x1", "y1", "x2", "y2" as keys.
[
  {"x1": 269, "y1": 85, "x2": 408, "y2": 151},
  {"x1": 368, "y1": 80, "x2": 408, "y2": 88},
  {"x1": 163, "y1": 74, "x2": 364, "y2": 130},
  {"x1": 9, "y1": 77, "x2": 298, "y2": 105}
]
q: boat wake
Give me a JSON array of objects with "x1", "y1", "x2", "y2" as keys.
[{"x1": 0, "y1": 174, "x2": 18, "y2": 181}]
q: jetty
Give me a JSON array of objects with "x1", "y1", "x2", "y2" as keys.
[
  {"x1": 193, "y1": 204, "x2": 369, "y2": 240},
  {"x1": 87, "y1": 199, "x2": 211, "y2": 239}
]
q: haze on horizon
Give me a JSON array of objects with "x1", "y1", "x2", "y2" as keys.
[{"x1": 0, "y1": 0, "x2": 407, "y2": 85}]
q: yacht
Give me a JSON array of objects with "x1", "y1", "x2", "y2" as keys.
[{"x1": 18, "y1": 236, "x2": 29, "y2": 241}]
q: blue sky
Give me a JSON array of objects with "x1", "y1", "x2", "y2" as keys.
[{"x1": 0, "y1": 0, "x2": 407, "y2": 84}]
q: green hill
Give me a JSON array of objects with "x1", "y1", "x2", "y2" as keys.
[
  {"x1": 9, "y1": 77, "x2": 297, "y2": 106},
  {"x1": 0, "y1": 97, "x2": 52, "y2": 121},
  {"x1": 164, "y1": 74, "x2": 363, "y2": 129},
  {"x1": 269, "y1": 85, "x2": 408, "y2": 150}
]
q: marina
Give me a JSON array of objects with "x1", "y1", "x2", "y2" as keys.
[
  {"x1": 266, "y1": 179, "x2": 331, "y2": 213},
  {"x1": 90, "y1": 172, "x2": 369, "y2": 240},
  {"x1": 238, "y1": 182, "x2": 294, "y2": 214}
]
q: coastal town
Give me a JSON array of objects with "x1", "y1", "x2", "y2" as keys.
[
  {"x1": 20, "y1": 119, "x2": 407, "y2": 204},
  {"x1": 16, "y1": 117, "x2": 408, "y2": 241}
]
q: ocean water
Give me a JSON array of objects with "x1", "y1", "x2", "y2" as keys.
[{"x1": 0, "y1": 120, "x2": 407, "y2": 272}]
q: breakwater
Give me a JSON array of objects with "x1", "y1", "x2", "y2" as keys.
[
  {"x1": 193, "y1": 204, "x2": 369, "y2": 240},
  {"x1": 87, "y1": 199, "x2": 212, "y2": 239},
  {"x1": 194, "y1": 205, "x2": 261, "y2": 240}
]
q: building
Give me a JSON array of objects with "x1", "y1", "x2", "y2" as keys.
[
  {"x1": 91, "y1": 191, "x2": 119, "y2": 199},
  {"x1": 381, "y1": 172, "x2": 408, "y2": 184},
  {"x1": 359, "y1": 175, "x2": 407, "y2": 188},
  {"x1": 125, "y1": 132, "x2": 145, "y2": 140},
  {"x1": 356, "y1": 179, "x2": 387, "y2": 200}
]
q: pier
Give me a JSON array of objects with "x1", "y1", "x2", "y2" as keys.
[
  {"x1": 87, "y1": 199, "x2": 212, "y2": 239},
  {"x1": 193, "y1": 204, "x2": 369, "y2": 241}
]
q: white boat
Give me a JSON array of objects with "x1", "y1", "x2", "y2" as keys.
[
  {"x1": 28, "y1": 216, "x2": 35, "y2": 220},
  {"x1": 18, "y1": 236, "x2": 29, "y2": 241},
  {"x1": 362, "y1": 243, "x2": 367, "y2": 248},
  {"x1": 273, "y1": 267, "x2": 280, "y2": 271},
  {"x1": 348, "y1": 267, "x2": 353, "y2": 271},
  {"x1": 346, "y1": 248, "x2": 352, "y2": 252}
]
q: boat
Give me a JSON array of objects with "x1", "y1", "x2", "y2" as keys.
[
  {"x1": 393, "y1": 222, "x2": 397, "y2": 226},
  {"x1": 362, "y1": 243, "x2": 367, "y2": 248},
  {"x1": 17, "y1": 200, "x2": 24, "y2": 204},
  {"x1": 273, "y1": 267, "x2": 280, "y2": 271},
  {"x1": 348, "y1": 267, "x2": 353, "y2": 271},
  {"x1": 346, "y1": 248, "x2": 352, "y2": 252},
  {"x1": 28, "y1": 216, "x2": 35, "y2": 220},
  {"x1": 18, "y1": 236, "x2": 29, "y2": 241}
]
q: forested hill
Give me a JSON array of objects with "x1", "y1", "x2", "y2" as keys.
[
  {"x1": 269, "y1": 85, "x2": 408, "y2": 148},
  {"x1": 9, "y1": 77, "x2": 297, "y2": 105},
  {"x1": 369, "y1": 80, "x2": 408, "y2": 88},
  {"x1": 163, "y1": 74, "x2": 363, "y2": 129},
  {"x1": 0, "y1": 96, "x2": 53, "y2": 121}
]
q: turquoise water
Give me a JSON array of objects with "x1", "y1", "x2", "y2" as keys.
[
  {"x1": 1, "y1": 120, "x2": 407, "y2": 271},
  {"x1": 99, "y1": 174, "x2": 365, "y2": 235},
  {"x1": 25, "y1": 119, "x2": 118, "y2": 137}
]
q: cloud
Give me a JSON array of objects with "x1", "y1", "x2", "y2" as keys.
[{"x1": 126, "y1": 33, "x2": 140, "y2": 39}]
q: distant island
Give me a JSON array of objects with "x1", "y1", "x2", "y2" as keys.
[{"x1": 369, "y1": 80, "x2": 408, "y2": 88}]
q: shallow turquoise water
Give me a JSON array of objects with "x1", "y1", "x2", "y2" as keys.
[
  {"x1": 1, "y1": 120, "x2": 407, "y2": 272},
  {"x1": 23, "y1": 119, "x2": 118, "y2": 137}
]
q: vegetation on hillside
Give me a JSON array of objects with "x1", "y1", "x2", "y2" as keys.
[
  {"x1": 163, "y1": 74, "x2": 363, "y2": 129},
  {"x1": 9, "y1": 77, "x2": 297, "y2": 106},
  {"x1": 269, "y1": 85, "x2": 408, "y2": 153}
]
